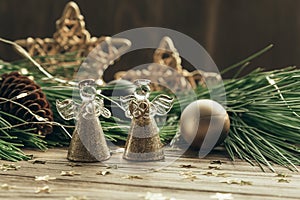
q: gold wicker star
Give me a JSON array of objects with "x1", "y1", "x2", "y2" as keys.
[
  {"x1": 15, "y1": 1, "x2": 106, "y2": 72},
  {"x1": 115, "y1": 36, "x2": 221, "y2": 90}
]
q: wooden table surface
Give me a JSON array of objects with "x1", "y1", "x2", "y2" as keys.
[{"x1": 0, "y1": 148, "x2": 299, "y2": 200}]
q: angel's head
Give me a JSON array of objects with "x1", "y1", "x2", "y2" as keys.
[
  {"x1": 79, "y1": 79, "x2": 97, "y2": 101},
  {"x1": 133, "y1": 79, "x2": 151, "y2": 100}
]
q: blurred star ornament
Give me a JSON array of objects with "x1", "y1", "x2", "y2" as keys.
[
  {"x1": 79, "y1": 37, "x2": 131, "y2": 85},
  {"x1": 120, "y1": 79, "x2": 174, "y2": 161},
  {"x1": 154, "y1": 36, "x2": 222, "y2": 88},
  {"x1": 115, "y1": 36, "x2": 221, "y2": 91},
  {"x1": 153, "y1": 36, "x2": 182, "y2": 72},
  {"x1": 56, "y1": 79, "x2": 111, "y2": 162},
  {"x1": 180, "y1": 99, "x2": 230, "y2": 150}
]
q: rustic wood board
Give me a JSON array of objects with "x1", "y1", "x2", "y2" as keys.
[{"x1": 0, "y1": 148, "x2": 299, "y2": 200}]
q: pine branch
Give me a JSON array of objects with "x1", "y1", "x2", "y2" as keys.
[
  {"x1": 1, "y1": 46, "x2": 300, "y2": 172},
  {"x1": 193, "y1": 67, "x2": 300, "y2": 171}
]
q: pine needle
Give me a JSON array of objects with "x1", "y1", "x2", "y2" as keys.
[{"x1": 0, "y1": 44, "x2": 299, "y2": 172}]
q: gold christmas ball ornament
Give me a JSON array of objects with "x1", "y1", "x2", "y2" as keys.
[{"x1": 180, "y1": 99, "x2": 230, "y2": 150}]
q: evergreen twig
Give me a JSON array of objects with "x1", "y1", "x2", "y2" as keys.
[{"x1": 0, "y1": 45, "x2": 299, "y2": 172}]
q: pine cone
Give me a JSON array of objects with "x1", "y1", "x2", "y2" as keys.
[{"x1": 0, "y1": 72, "x2": 53, "y2": 135}]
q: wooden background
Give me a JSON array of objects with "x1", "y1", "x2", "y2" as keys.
[{"x1": 1, "y1": 0, "x2": 300, "y2": 78}]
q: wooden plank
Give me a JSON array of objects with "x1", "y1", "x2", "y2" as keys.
[
  {"x1": 0, "y1": 175, "x2": 297, "y2": 200},
  {"x1": 0, "y1": 148, "x2": 299, "y2": 200}
]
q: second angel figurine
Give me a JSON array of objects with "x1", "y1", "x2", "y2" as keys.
[{"x1": 121, "y1": 79, "x2": 174, "y2": 161}]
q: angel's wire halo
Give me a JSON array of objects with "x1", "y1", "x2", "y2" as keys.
[{"x1": 73, "y1": 27, "x2": 226, "y2": 173}]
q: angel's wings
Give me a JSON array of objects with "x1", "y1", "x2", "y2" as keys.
[
  {"x1": 56, "y1": 97, "x2": 111, "y2": 120},
  {"x1": 120, "y1": 94, "x2": 174, "y2": 118},
  {"x1": 151, "y1": 94, "x2": 174, "y2": 116},
  {"x1": 120, "y1": 95, "x2": 136, "y2": 118},
  {"x1": 56, "y1": 99, "x2": 80, "y2": 120},
  {"x1": 94, "y1": 97, "x2": 111, "y2": 118}
]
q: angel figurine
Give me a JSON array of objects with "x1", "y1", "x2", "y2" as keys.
[
  {"x1": 120, "y1": 79, "x2": 174, "y2": 161},
  {"x1": 56, "y1": 79, "x2": 111, "y2": 162}
]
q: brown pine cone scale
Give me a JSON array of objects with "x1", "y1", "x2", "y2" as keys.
[{"x1": 0, "y1": 72, "x2": 53, "y2": 135}]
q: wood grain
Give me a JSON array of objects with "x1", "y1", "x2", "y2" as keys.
[{"x1": 0, "y1": 148, "x2": 299, "y2": 200}]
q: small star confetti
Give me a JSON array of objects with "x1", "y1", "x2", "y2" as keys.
[
  {"x1": 67, "y1": 163, "x2": 82, "y2": 167},
  {"x1": 179, "y1": 171, "x2": 198, "y2": 181},
  {"x1": 210, "y1": 160, "x2": 226, "y2": 165},
  {"x1": 65, "y1": 196, "x2": 88, "y2": 200},
  {"x1": 179, "y1": 164, "x2": 196, "y2": 168},
  {"x1": 220, "y1": 179, "x2": 252, "y2": 186},
  {"x1": 0, "y1": 164, "x2": 21, "y2": 171},
  {"x1": 208, "y1": 165, "x2": 221, "y2": 170},
  {"x1": 29, "y1": 159, "x2": 46, "y2": 164},
  {"x1": 201, "y1": 171, "x2": 230, "y2": 177},
  {"x1": 96, "y1": 171, "x2": 111, "y2": 176},
  {"x1": 275, "y1": 173, "x2": 292, "y2": 178},
  {"x1": 148, "y1": 168, "x2": 160, "y2": 172},
  {"x1": 239, "y1": 180, "x2": 253, "y2": 186},
  {"x1": 122, "y1": 175, "x2": 143, "y2": 180},
  {"x1": 105, "y1": 164, "x2": 118, "y2": 169},
  {"x1": 277, "y1": 178, "x2": 291, "y2": 183},
  {"x1": 1, "y1": 184, "x2": 15, "y2": 190},
  {"x1": 210, "y1": 193, "x2": 233, "y2": 200},
  {"x1": 140, "y1": 192, "x2": 182, "y2": 200},
  {"x1": 60, "y1": 171, "x2": 81, "y2": 176},
  {"x1": 35, "y1": 175, "x2": 56, "y2": 182},
  {"x1": 35, "y1": 185, "x2": 51, "y2": 194}
]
